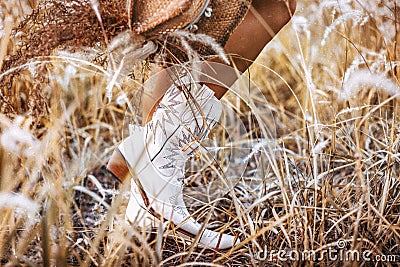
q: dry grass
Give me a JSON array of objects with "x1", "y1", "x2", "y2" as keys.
[{"x1": 1, "y1": 0, "x2": 400, "y2": 266}]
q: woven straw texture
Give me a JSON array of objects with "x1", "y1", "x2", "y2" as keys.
[
  {"x1": 2, "y1": 0, "x2": 252, "y2": 74},
  {"x1": 196, "y1": 0, "x2": 253, "y2": 51},
  {"x1": 165, "y1": 0, "x2": 253, "y2": 62},
  {"x1": 132, "y1": 0, "x2": 208, "y2": 35}
]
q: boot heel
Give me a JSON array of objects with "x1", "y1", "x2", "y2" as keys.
[{"x1": 107, "y1": 148, "x2": 130, "y2": 183}]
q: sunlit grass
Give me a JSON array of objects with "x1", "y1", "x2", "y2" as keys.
[{"x1": 1, "y1": 0, "x2": 399, "y2": 266}]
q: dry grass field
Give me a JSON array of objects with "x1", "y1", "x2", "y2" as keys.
[{"x1": 0, "y1": 0, "x2": 399, "y2": 266}]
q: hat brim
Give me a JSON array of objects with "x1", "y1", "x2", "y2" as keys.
[{"x1": 132, "y1": 0, "x2": 208, "y2": 35}]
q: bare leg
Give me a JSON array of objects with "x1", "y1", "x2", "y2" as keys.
[
  {"x1": 142, "y1": 0, "x2": 297, "y2": 118},
  {"x1": 108, "y1": 0, "x2": 297, "y2": 181},
  {"x1": 106, "y1": 1, "x2": 297, "y2": 250},
  {"x1": 223, "y1": 0, "x2": 297, "y2": 75}
]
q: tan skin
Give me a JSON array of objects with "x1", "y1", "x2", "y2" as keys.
[
  {"x1": 143, "y1": 0, "x2": 297, "y2": 119},
  {"x1": 108, "y1": 0, "x2": 297, "y2": 181}
]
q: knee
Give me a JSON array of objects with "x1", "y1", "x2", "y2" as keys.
[
  {"x1": 287, "y1": 0, "x2": 297, "y2": 18},
  {"x1": 253, "y1": 0, "x2": 297, "y2": 31},
  {"x1": 277, "y1": 0, "x2": 297, "y2": 26}
]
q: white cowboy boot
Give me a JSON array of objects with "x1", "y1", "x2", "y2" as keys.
[{"x1": 109, "y1": 78, "x2": 239, "y2": 249}]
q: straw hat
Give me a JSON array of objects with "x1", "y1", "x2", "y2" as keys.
[
  {"x1": 132, "y1": 0, "x2": 252, "y2": 40},
  {"x1": 132, "y1": 0, "x2": 209, "y2": 35},
  {"x1": 132, "y1": 0, "x2": 253, "y2": 61},
  {"x1": 3, "y1": 0, "x2": 253, "y2": 74}
]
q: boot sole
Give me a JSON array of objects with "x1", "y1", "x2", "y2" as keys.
[{"x1": 107, "y1": 146, "x2": 204, "y2": 239}]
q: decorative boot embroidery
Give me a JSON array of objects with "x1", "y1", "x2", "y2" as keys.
[{"x1": 145, "y1": 80, "x2": 221, "y2": 177}]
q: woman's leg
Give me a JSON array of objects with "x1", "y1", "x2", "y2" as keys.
[
  {"x1": 141, "y1": 0, "x2": 297, "y2": 117},
  {"x1": 223, "y1": 0, "x2": 297, "y2": 75},
  {"x1": 107, "y1": 0, "x2": 296, "y2": 249},
  {"x1": 109, "y1": 0, "x2": 297, "y2": 182}
]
